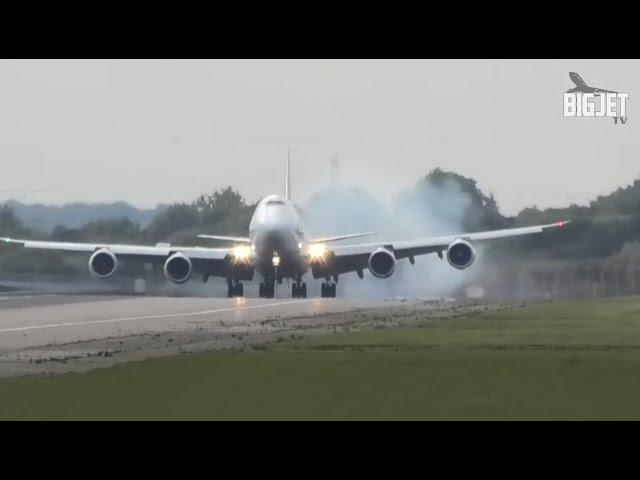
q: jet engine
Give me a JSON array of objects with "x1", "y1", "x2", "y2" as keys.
[
  {"x1": 164, "y1": 253, "x2": 193, "y2": 284},
  {"x1": 88, "y1": 249, "x2": 118, "y2": 279},
  {"x1": 446, "y1": 239, "x2": 476, "y2": 270},
  {"x1": 368, "y1": 248, "x2": 396, "y2": 278}
]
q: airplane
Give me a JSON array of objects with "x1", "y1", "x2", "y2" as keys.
[
  {"x1": 566, "y1": 72, "x2": 617, "y2": 94},
  {"x1": 0, "y1": 159, "x2": 570, "y2": 298}
]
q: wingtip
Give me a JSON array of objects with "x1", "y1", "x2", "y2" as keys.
[{"x1": 541, "y1": 220, "x2": 570, "y2": 231}]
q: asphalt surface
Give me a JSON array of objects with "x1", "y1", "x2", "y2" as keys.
[
  {"x1": 0, "y1": 293, "x2": 503, "y2": 377},
  {"x1": 0, "y1": 294, "x2": 132, "y2": 311},
  {"x1": 0, "y1": 294, "x2": 401, "y2": 351}
]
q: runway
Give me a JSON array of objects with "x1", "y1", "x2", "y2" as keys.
[
  {"x1": 0, "y1": 294, "x2": 505, "y2": 377},
  {"x1": 0, "y1": 295, "x2": 375, "y2": 348},
  {"x1": 0, "y1": 294, "x2": 132, "y2": 311}
]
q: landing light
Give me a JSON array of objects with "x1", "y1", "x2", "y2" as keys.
[
  {"x1": 308, "y1": 243, "x2": 327, "y2": 261},
  {"x1": 232, "y1": 245, "x2": 252, "y2": 262},
  {"x1": 272, "y1": 255, "x2": 281, "y2": 267}
]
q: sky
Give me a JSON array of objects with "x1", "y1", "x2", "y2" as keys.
[{"x1": 0, "y1": 59, "x2": 637, "y2": 216}]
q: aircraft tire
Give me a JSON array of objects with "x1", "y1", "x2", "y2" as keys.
[{"x1": 321, "y1": 283, "x2": 336, "y2": 298}]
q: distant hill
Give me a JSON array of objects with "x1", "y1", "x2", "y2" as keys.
[{"x1": 4, "y1": 200, "x2": 167, "y2": 233}]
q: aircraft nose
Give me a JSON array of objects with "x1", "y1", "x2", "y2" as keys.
[{"x1": 255, "y1": 229, "x2": 297, "y2": 253}]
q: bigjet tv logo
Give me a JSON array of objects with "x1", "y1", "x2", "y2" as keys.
[{"x1": 563, "y1": 72, "x2": 629, "y2": 124}]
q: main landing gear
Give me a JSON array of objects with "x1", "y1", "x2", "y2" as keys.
[
  {"x1": 291, "y1": 281, "x2": 307, "y2": 298},
  {"x1": 227, "y1": 280, "x2": 244, "y2": 298},
  {"x1": 320, "y1": 282, "x2": 336, "y2": 298},
  {"x1": 259, "y1": 280, "x2": 276, "y2": 298},
  {"x1": 259, "y1": 278, "x2": 307, "y2": 298},
  {"x1": 257, "y1": 276, "x2": 331, "y2": 298}
]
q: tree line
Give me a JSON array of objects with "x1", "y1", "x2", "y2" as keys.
[{"x1": 2, "y1": 169, "x2": 640, "y2": 274}]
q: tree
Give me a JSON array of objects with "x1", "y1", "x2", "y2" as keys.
[
  {"x1": 144, "y1": 203, "x2": 201, "y2": 242},
  {"x1": 0, "y1": 205, "x2": 23, "y2": 234},
  {"x1": 422, "y1": 168, "x2": 511, "y2": 231},
  {"x1": 194, "y1": 186, "x2": 248, "y2": 226},
  {"x1": 192, "y1": 186, "x2": 255, "y2": 236}
]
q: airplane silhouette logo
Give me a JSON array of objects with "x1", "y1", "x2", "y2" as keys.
[{"x1": 566, "y1": 72, "x2": 617, "y2": 95}]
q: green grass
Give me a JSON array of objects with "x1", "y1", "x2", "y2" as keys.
[{"x1": 3, "y1": 296, "x2": 640, "y2": 419}]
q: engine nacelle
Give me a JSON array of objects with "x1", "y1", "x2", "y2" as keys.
[
  {"x1": 89, "y1": 249, "x2": 118, "y2": 279},
  {"x1": 368, "y1": 248, "x2": 396, "y2": 278},
  {"x1": 164, "y1": 253, "x2": 193, "y2": 284},
  {"x1": 446, "y1": 239, "x2": 476, "y2": 270}
]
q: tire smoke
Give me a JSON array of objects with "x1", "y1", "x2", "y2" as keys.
[{"x1": 302, "y1": 176, "x2": 487, "y2": 298}]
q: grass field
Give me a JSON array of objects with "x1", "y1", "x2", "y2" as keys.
[{"x1": 3, "y1": 296, "x2": 640, "y2": 419}]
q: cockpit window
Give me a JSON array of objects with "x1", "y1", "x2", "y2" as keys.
[{"x1": 266, "y1": 200, "x2": 285, "y2": 206}]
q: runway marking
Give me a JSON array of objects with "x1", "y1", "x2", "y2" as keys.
[
  {"x1": 0, "y1": 299, "x2": 317, "y2": 333},
  {"x1": 0, "y1": 294, "x2": 59, "y2": 301}
]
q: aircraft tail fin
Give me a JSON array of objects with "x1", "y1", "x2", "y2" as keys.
[{"x1": 285, "y1": 150, "x2": 291, "y2": 201}]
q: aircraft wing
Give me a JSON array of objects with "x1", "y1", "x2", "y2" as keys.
[
  {"x1": 308, "y1": 232, "x2": 379, "y2": 244},
  {"x1": 309, "y1": 221, "x2": 569, "y2": 278},
  {"x1": 0, "y1": 237, "x2": 235, "y2": 277},
  {"x1": 593, "y1": 87, "x2": 617, "y2": 94},
  {"x1": 197, "y1": 235, "x2": 251, "y2": 243},
  {"x1": 198, "y1": 232, "x2": 380, "y2": 244}
]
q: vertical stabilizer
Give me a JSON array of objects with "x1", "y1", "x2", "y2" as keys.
[{"x1": 285, "y1": 150, "x2": 291, "y2": 201}]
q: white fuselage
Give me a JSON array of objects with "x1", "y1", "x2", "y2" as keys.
[{"x1": 248, "y1": 194, "x2": 307, "y2": 280}]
